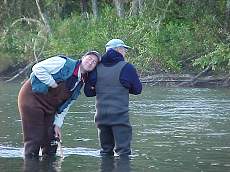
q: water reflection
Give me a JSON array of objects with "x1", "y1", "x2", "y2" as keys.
[
  {"x1": 0, "y1": 145, "x2": 100, "y2": 158},
  {"x1": 100, "y1": 156, "x2": 131, "y2": 172},
  {"x1": 2, "y1": 83, "x2": 230, "y2": 171},
  {"x1": 23, "y1": 157, "x2": 63, "y2": 172}
]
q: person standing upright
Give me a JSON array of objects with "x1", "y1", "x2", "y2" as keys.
[{"x1": 84, "y1": 39, "x2": 142, "y2": 157}]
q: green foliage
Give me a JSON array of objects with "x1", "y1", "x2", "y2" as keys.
[
  {"x1": 0, "y1": 0, "x2": 229, "y2": 74},
  {"x1": 0, "y1": 51, "x2": 15, "y2": 73},
  {"x1": 44, "y1": 6, "x2": 161, "y2": 72},
  {"x1": 42, "y1": 1, "x2": 227, "y2": 74},
  {"x1": 1, "y1": 19, "x2": 48, "y2": 63},
  {"x1": 194, "y1": 43, "x2": 230, "y2": 72}
]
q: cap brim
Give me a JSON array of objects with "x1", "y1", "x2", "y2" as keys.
[{"x1": 123, "y1": 45, "x2": 131, "y2": 49}]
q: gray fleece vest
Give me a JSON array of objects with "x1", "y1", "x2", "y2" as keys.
[{"x1": 95, "y1": 61, "x2": 130, "y2": 125}]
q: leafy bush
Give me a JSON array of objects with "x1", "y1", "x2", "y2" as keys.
[
  {"x1": 194, "y1": 43, "x2": 230, "y2": 72},
  {"x1": 0, "y1": 1, "x2": 228, "y2": 75}
]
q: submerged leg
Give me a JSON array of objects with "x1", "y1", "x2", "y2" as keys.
[
  {"x1": 20, "y1": 106, "x2": 45, "y2": 158},
  {"x1": 98, "y1": 125, "x2": 115, "y2": 156},
  {"x1": 113, "y1": 124, "x2": 132, "y2": 156},
  {"x1": 41, "y1": 115, "x2": 57, "y2": 157}
]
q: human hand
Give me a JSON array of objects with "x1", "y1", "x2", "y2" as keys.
[
  {"x1": 51, "y1": 82, "x2": 58, "y2": 88},
  {"x1": 54, "y1": 125, "x2": 62, "y2": 140}
]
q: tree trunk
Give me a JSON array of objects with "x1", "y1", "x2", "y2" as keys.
[
  {"x1": 114, "y1": 0, "x2": 124, "y2": 17},
  {"x1": 208, "y1": 0, "x2": 217, "y2": 13},
  {"x1": 225, "y1": 0, "x2": 230, "y2": 31},
  {"x1": 92, "y1": 0, "x2": 98, "y2": 18},
  {"x1": 177, "y1": 65, "x2": 212, "y2": 87},
  {"x1": 138, "y1": 0, "x2": 144, "y2": 14},
  {"x1": 130, "y1": 0, "x2": 144, "y2": 16},
  {"x1": 130, "y1": 0, "x2": 138, "y2": 16},
  {"x1": 80, "y1": 0, "x2": 88, "y2": 18},
  {"x1": 35, "y1": 0, "x2": 51, "y2": 34}
]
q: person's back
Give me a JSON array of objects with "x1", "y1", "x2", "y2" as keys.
[
  {"x1": 95, "y1": 61, "x2": 129, "y2": 125},
  {"x1": 85, "y1": 39, "x2": 142, "y2": 157}
]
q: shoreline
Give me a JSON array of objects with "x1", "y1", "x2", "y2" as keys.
[
  {"x1": 1, "y1": 73, "x2": 229, "y2": 89},
  {"x1": 140, "y1": 73, "x2": 230, "y2": 88}
]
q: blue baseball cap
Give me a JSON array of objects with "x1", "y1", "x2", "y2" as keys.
[{"x1": 105, "y1": 39, "x2": 131, "y2": 51}]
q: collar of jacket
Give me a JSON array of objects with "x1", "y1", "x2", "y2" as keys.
[
  {"x1": 73, "y1": 61, "x2": 88, "y2": 83},
  {"x1": 73, "y1": 61, "x2": 81, "y2": 76},
  {"x1": 101, "y1": 49, "x2": 124, "y2": 66}
]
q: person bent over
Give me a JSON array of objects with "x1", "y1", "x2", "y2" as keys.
[{"x1": 18, "y1": 51, "x2": 101, "y2": 158}]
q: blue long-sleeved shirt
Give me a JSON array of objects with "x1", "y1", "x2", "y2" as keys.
[{"x1": 84, "y1": 49, "x2": 142, "y2": 96}]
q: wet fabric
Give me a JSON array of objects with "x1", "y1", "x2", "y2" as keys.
[
  {"x1": 98, "y1": 124, "x2": 132, "y2": 156},
  {"x1": 95, "y1": 61, "x2": 132, "y2": 156},
  {"x1": 95, "y1": 61, "x2": 129, "y2": 125},
  {"x1": 18, "y1": 80, "x2": 71, "y2": 157}
]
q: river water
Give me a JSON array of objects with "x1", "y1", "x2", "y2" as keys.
[{"x1": 0, "y1": 81, "x2": 230, "y2": 172}]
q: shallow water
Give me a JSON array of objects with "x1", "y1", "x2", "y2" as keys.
[{"x1": 0, "y1": 82, "x2": 230, "y2": 171}]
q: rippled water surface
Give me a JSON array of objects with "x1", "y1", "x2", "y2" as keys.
[{"x1": 0, "y1": 82, "x2": 230, "y2": 172}]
